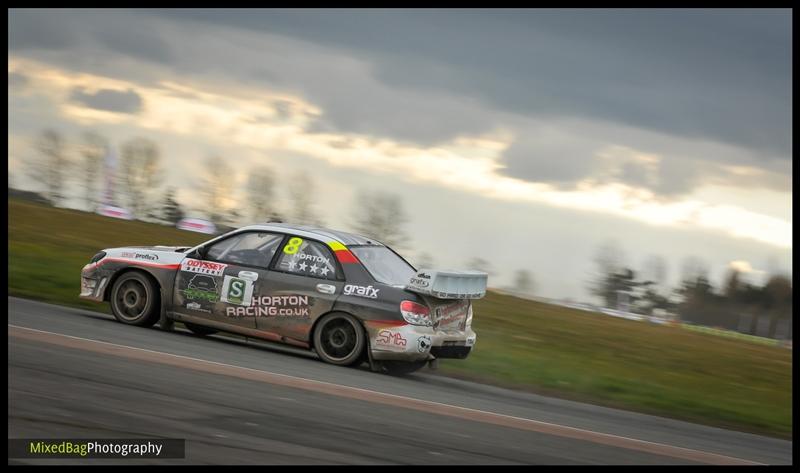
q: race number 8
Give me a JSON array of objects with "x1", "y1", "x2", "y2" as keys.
[{"x1": 283, "y1": 237, "x2": 304, "y2": 255}]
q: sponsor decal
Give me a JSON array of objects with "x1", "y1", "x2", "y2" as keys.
[
  {"x1": 466, "y1": 336, "x2": 476, "y2": 347},
  {"x1": 286, "y1": 255, "x2": 332, "y2": 276},
  {"x1": 417, "y1": 335, "x2": 432, "y2": 353},
  {"x1": 282, "y1": 237, "x2": 304, "y2": 255},
  {"x1": 410, "y1": 271, "x2": 432, "y2": 287},
  {"x1": 186, "y1": 301, "x2": 211, "y2": 313},
  {"x1": 181, "y1": 258, "x2": 227, "y2": 276},
  {"x1": 120, "y1": 252, "x2": 159, "y2": 261},
  {"x1": 434, "y1": 301, "x2": 469, "y2": 329},
  {"x1": 184, "y1": 275, "x2": 219, "y2": 302},
  {"x1": 295, "y1": 253, "x2": 331, "y2": 264},
  {"x1": 343, "y1": 284, "x2": 379, "y2": 299},
  {"x1": 226, "y1": 295, "x2": 310, "y2": 318},
  {"x1": 327, "y1": 241, "x2": 359, "y2": 264},
  {"x1": 376, "y1": 330, "x2": 407, "y2": 350},
  {"x1": 220, "y1": 276, "x2": 254, "y2": 306}
]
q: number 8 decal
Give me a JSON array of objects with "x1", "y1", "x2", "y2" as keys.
[{"x1": 283, "y1": 237, "x2": 304, "y2": 255}]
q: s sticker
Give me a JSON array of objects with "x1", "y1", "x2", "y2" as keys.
[{"x1": 221, "y1": 275, "x2": 254, "y2": 306}]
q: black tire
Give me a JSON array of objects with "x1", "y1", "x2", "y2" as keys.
[
  {"x1": 109, "y1": 271, "x2": 160, "y2": 327},
  {"x1": 380, "y1": 360, "x2": 428, "y2": 376},
  {"x1": 313, "y1": 313, "x2": 366, "y2": 366},
  {"x1": 184, "y1": 322, "x2": 218, "y2": 336}
]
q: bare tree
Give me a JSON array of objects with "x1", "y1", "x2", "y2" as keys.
[
  {"x1": 201, "y1": 155, "x2": 234, "y2": 223},
  {"x1": 350, "y1": 189, "x2": 409, "y2": 248},
  {"x1": 27, "y1": 129, "x2": 70, "y2": 205},
  {"x1": 641, "y1": 254, "x2": 668, "y2": 289},
  {"x1": 286, "y1": 172, "x2": 321, "y2": 225},
  {"x1": 80, "y1": 131, "x2": 108, "y2": 211},
  {"x1": 514, "y1": 269, "x2": 535, "y2": 296},
  {"x1": 247, "y1": 165, "x2": 278, "y2": 222},
  {"x1": 415, "y1": 251, "x2": 435, "y2": 269},
  {"x1": 588, "y1": 239, "x2": 627, "y2": 306},
  {"x1": 466, "y1": 257, "x2": 493, "y2": 276},
  {"x1": 119, "y1": 137, "x2": 162, "y2": 217},
  {"x1": 680, "y1": 255, "x2": 709, "y2": 285},
  {"x1": 593, "y1": 239, "x2": 627, "y2": 276}
]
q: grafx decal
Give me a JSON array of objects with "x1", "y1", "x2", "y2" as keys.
[
  {"x1": 220, "y1": 275, "x2": 255, "y2": 306},
  {"x1": 409, "y1": 272, "x2": 432, "y2": 288},
  {"x1": 226, "y1": 295, "x2": 310, "y2": 318},
  {"x1": 343, "y1": 284, "x2": 379, "y2": 299},
  {"x1": 183, "y1": 275, "x2": 219, "y2": 302},
  {"x1": 181, "y1": 258, "x2": 227, "y2": 276},
  {"x1": 375, "y1": 330, "x2": 408, "y2": 351}
]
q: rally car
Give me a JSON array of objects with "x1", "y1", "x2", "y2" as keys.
[{"x1": 79, "y1": 223, "x2": 487, "y2": 375}]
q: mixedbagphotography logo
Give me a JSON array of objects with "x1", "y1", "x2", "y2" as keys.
[{"x1": 8, "y1": 439, "x2": 186, "y2": 459}]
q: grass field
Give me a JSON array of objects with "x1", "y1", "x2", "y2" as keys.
[{"x1": 8, "y1": 198, "x2": 792, "y2": 438}]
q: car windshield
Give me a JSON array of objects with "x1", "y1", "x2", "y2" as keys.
[{"x1": 350, "y1": 246, "x2": 416, "y2": 286}]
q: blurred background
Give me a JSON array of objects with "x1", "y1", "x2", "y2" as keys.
[{"x1": 8, "y1": 9, "x2": 792, "y2": 438}]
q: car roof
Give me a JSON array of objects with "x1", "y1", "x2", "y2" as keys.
[{"x1": 237, "y1": 223, "x2": 385, "y2": 247}]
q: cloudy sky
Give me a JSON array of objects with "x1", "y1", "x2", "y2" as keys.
[{"x1": 8, "y1": 9, "x2": 792, "y2": 300}]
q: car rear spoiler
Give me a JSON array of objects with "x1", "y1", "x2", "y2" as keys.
[{"x1": 405, "y1": 269, "x2": 488, "y2": 300}]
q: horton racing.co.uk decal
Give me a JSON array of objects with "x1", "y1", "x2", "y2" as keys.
[{"x1": 226, "y1": 295, "x2": 310, "y2": 318}]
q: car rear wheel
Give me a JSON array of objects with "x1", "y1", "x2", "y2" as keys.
[
  {"x1": 380, "y1": 360, "x2": 428, "y2": 376},
  {"x1": 109, "y1": 271, "x2": 160, "y2": 327},
  {"x1": 313, "y1": 313, "x2": 365, "y2": 366},
  {"x1": 184, "y1": 322, "x2": 218, "y2": 336}
]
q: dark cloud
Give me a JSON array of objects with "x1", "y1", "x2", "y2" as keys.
[
  {"x1": 8, "y1": 71, "x2": 29, "y2": 88},
  {"x1": 69, "y1": 87, "x2": 143, "y2": 114},
  {"x1": 9, "y1": 9, "x2": 792, "y2": 197},
  {"x1": 8, "y1": 9, "x2": 79, "y2": 50},
  {"x1": 9, "y1": 9, "x2": 173, "y2": 67},
  {"x1": 155, "y1": 9, "x2": 791, "y2": 158},
  {"x1": 90, "y1": 22, "x2": 173, "y2": 64}
]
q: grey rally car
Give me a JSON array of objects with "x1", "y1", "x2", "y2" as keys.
[{"x1": 80, "y1": 223, "x2": 487, "y2": 374}]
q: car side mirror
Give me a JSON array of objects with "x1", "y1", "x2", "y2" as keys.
[{"x1": 187, "y1": 247, "x2": 206, "y2": 259}]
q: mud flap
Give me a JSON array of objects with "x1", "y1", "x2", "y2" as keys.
[
  {"x1": 364, "y1": 331, "x2": 383, "y2": 372},
  {"x1": 159, "y1": 289, "x2": 174, "y2": 332}
]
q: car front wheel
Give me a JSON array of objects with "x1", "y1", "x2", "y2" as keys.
[
  {"x1": 313, "y1": 313, "x2": 365, "y2": 366},
  {"x1": 109, "y1": 271, "x2": 160, "y2": 327}
]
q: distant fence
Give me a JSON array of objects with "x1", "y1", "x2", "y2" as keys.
[
  {"x1": 681, "y1": 323, "x2": 782, "y2": 347},
  {"x1": 494, "y1": 289, "x2": 789, "y2": 348}
]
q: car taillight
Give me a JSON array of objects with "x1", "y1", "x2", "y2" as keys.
[{"x1": 400, "y1": 300, "x2": 432, "y2": 326}]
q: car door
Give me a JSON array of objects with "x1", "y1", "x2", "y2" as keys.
[
  {"x1": 253, "y1": 235, "x2": 344, "y2": 343},
  {"x1": 172, "y1": 231, "x2": 284, "y2": 332}
]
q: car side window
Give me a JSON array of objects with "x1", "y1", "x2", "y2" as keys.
[
  {"x1": 274, "y1": 237, "x2": 338, "y2": 280},
  {"x1": 206, "y1": 232, "x2": 283, "y2": 268}
]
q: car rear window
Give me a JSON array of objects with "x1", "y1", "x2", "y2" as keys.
[{"x1": 350, "y1": 246, "x2": 416, "y2": 286}]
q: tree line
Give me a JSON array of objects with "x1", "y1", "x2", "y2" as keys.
[{"x1": 589, "y1": 241, "x2": 792, "y2": 339}]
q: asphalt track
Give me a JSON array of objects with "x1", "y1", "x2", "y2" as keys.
[{"x1": 8, "y1": 297, "x2": 792, "y2": 464}]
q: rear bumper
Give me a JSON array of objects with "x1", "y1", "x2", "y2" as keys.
[{"x1": 364, "y1": 321, "x2": 476, "y2": 362}]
